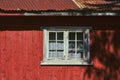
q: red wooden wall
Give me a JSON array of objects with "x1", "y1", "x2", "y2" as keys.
[{"x1": 0, "y1": 29, "x2": 120, "y2": 80}]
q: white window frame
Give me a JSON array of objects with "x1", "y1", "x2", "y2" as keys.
[{"x1": 41, "y1": 27, "x2": 92, "y2": 65}]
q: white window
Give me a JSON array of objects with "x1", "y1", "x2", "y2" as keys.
[{"x1": 41, "y1": 27, "x2": 92, "y2": 65}]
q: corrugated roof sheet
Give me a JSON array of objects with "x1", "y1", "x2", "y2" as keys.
[
  {"x1": 0, "y1": 0, "x2": 78, "y2": 10},
  {"x1": 75, "y1": 0, "x2": 120, "y2": 10},
  {"x1": 0, "y1": 0, "x2": 120, "y2": 11},
  {"x1": 0, "y1": 0, "x2": 120, "y2": 15}
]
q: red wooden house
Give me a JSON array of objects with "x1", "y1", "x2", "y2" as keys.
[
  {"x1": 0, "y1": 16, "x2": 120, "y2": 80},
  {"x1": 0, "y1": 0, "x2": 120, "y2": 80}
]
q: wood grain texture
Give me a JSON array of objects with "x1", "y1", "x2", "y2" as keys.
[{"x1": 0, "y1": 30, "x2": 120, "y2": 80}]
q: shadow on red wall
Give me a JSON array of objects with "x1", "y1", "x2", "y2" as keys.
[{"x1": 83, "y1": 30, "x2": 120, "y2": 80}]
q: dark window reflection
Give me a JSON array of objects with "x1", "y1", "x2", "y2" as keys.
[
  {"x1": 49, "y1": 32, "x2": 56, "y2": 40},
  {"x1": 69, "y1": 32, "x2": 75, "y2": 40},
  {"x1": 77, "y1": 32, "x2": 83, "y2": 40},
  {"x1": 77, "y1": 41, "x2": 83, "y2": 50},
  {"x1": 69, "y1": 41, "x2": 75, "y2": 49},
  {"x1": 57, "y1": 32, "x2": 63, "y2": 40}
]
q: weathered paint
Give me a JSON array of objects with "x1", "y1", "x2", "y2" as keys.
[{"x1": 0, "y1": 29, "x2": 120, "y2": 80}]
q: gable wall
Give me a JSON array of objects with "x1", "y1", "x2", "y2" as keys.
[{"x1": 0, "y1": 28, "x2": 120, "y2": 80}]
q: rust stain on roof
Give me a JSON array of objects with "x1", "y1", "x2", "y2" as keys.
[
  {"x1": 74, "y1": 0, "x2": 120, "y2": 10},
  {"x1": 0, "y1": 0, "x2": 78, "y2": 10},
  {"x1": 0, "y1": 0, "x2": 120, "y2": 11}
]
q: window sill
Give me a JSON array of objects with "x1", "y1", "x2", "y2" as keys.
[{"x1": 41, "y1": 59, "x2": 92, "y2": 65}]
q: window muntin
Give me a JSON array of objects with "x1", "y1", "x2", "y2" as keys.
[{"x1": 41, "y1": 28, "x2": 91, "y2": 65}]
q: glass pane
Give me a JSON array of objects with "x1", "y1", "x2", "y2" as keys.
[
  {"x1": 68, "y1": 50, "x2": 75, "y2": 58},
  {"x1": 77, "y1": 32, "x2": 83, "y2": 40},
  {"x1": 77, "y1": 41, "x2": 83, "y2": 50},
  {"x1": 49, "y1": 41, "x2": 56, "y2": 50},
  {"x1": 49, "y1": 51, "x2": 56, "y2": 59},
  {"x1": 49, "y1": 32, "x2": 56, "y2": 40},
  {"x1": 69, "y1": 41, "x2": 75, "y2": 49},
  {"x1": 57, "y1": 32, "x2": 63, "y2": 40},
  {"x1": 57, "y1": 41, "x2": 64, "y2": 50},
  {"x1": 76, "y1": 50, "x2": 83, "y2": 58},
  {"x1": 69, "y1": 32, "x2": 75, "y2": 40},
  {"x1": 57, "y1": 51, "x2": 63, "y2": 58}
]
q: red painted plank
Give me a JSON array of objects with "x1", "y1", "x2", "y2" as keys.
[
  {"x1": 0, "y1": 31, "x2": 1, "y2": 80},
  {"x1": 11, "y1": 31, "x2": 18, "y2": 80},
  {"x1": 13, "y1": 31, "x2": 25, "y2": 80},
  {"x1": 0, "y1": 31, "x2": 8, "y2": 80},
  {"x1": 32, "y1": 30, "x2": 42, "y2": 80},
  {"x1": 5, "y1": 31, "x2": 14, "y2": 80},
  {"x1": 25, "y1": 31, "x2": 34, "y2": 80}
]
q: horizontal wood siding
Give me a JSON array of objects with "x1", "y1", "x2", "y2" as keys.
[{"x1": 0, "y1": 30, "x2": 120, "y2": 80}]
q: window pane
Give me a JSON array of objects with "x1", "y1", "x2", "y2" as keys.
[
  {"x1": 69, "y1": 41, "x2": 75, "y2": 49},
  {"x1": 77, "y1": 41, "x2": 83, "y2": 50},
  {"x1": 77, "y1": 50, "x2": 83, "y2": 58},
  {"x1": 68, "y1": 50, "x2": 75, "y2": 58},
  {"x1": 49, "y1": 51, "x2": 56, "y2": 59},
  {"x1": 69, "y1": 32, "x2": 75, "y2": 40},
  {"x1": 49, "y1": 41, "x2": 56, "y2": 50},
  {"x1": 57, "y1": 51, "x2": 63, "y2": 58},
  {"x1": 57, "y1": 41, "x2": 64, "y2": 50},
  {"x1": 57, "y1": 32, "x2": 63, "y2": 40},
  {"x1": 49, "y1": 32, "x2": 56, "y2": 40},
  {"x1": 77, "y1": 32, "x2": 83, "y2": 40}
]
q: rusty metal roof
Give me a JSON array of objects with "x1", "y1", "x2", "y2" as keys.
[
  {"x1": 0, "y1": 0, "x2": 120, "y2": 15},
  {"x1": 0, "y1": 0, "x2": 78, "y2": 10},
  {"x1": 0, "y1": 0, "x2": 120, "y2": 11},
  {"x1": 75, "y1": 0, "x2": 120, "y2": 10}
]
